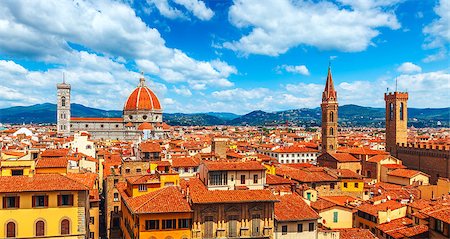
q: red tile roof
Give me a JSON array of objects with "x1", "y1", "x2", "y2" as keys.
[
  {"x1": 186, "y1": 178, "x2": 278, "y2": 204},
  {"x1": 266, "y1": 174, "x2": 294, "y2": 185},
  {"x1": 36, "y1": 157, "x2": 68, "y2": 168},
  {"x1": 139, "y1": 141, "x2": 161, "y2": 153},
  {"x1": 276, "y1": 165, "x2": 337, "y2": 183},
  {"x1": 311, "y1": 198, "x2": 337, "y2": 211},
  {"x1": 0, "y1": 174, "x2": 88, "y2": 192},
  {"x1": 357, "y1": 200, "x2": 405, "y2": 216},
  {"x1": 338, "y1": 228, "x2": 377, "y2": 239},
  {"x1": 172, "y1": 156, "x2": 200, "y2": 168},
  {"x1": 329, "y1": 152, "x2": 360, "y2": 162},
  {"x1": 120, "y1": 186, "x2": 191, "y2": 214},
  {"x1": 203, "y1": 160, "x2": 265, "y2": 171},
  {"x1": 338, "y1": 147, "x2": 388, "y2": 156},
  {"x1": 387, "y1": 169, "x2": 430, "y2": 178},
  {"x1": 66, "y1": 172, "x2": 97, "y2": 189},
  {"x1": 273, "y1": 146, "x2": 318, "y2": 153},
  {"x1": 274, "y1": 193, "x2": 319, "y2": 221},
  {"x1": 41, "y1": 148, "x2": 70, "y2": 157}
]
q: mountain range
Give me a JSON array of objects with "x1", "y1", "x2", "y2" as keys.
[{"x1": 0, "y1": 103, "x2": 448, "y2": 128}]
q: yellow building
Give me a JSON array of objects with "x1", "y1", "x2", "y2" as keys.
[
  {"x1": 124, "y1": 172, "x2": 180, "y2": 197},
  {"x1": 355, "y1": 200, "x2": 407, "y2": 234},
  {"x1": 386, "y1": 168, "x2": 430, "y2": 186},
  {"x1": 311, "y1": 196, "x2": 355, "y2": 229},
  {"x1": 118, "y1": 182, "x2": 192, "y2": 239},
  {"x1": 0, "y1": 174, "x2": 90, "y2": 238}
]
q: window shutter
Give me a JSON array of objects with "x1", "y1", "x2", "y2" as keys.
[
  {"x1": 32, "y1": 196, "x2": 36, "y2": 207},
  {"x1": 44, "y1": 195, "x2": 49, "y2": 207},
  {"x1": 2, "y1": 197, "x2": 6, "y2": 208},
  {"x1": 15, "y1": 196, "x2": 20, "y2": 208},
  {"x1": 68, "y1": 194, "x2": 74, "y2": 206},
  {"x1": 58, "y1": 195, "x2": 62, "y2": 206}
]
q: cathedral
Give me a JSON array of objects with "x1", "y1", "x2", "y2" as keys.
[{"x1": 56, "y1": 76, "x2": 170, "y2": 141}]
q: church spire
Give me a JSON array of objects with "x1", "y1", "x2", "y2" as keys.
[{"x1": 322, "y1": 66, "x2": 337, "y2": 101}]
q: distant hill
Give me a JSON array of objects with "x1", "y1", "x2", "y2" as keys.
[{"x1": 0, "y1": 103, "x2": 448, "y2": 127}]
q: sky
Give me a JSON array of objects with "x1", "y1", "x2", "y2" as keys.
[{"x1": 0, "y1": 0, "x2": 448, "y2": 114}]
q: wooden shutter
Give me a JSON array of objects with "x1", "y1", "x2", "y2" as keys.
[
  {"x1": 44, "y1": 195, "x2": 49, "y2": 207},
  {"x1": 57, "y1": 195, "x2": 62, "y2": 206},
  {"x1": 32, "y1": 196, "x2": 36, "y2": 207},
  {"x1": 2, "y1": 197, "x2": 6, "y2": 209},
  {"x1": 68, "y1": 194, "x2": 74, "y2": 206},
  {"x1": 15, "y1": 196, "x2": 20, "y2": 208}
]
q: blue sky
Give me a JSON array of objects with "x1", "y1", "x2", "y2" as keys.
[{"x1": 0, "y1": 0, "x2": 448, "y2": 114}]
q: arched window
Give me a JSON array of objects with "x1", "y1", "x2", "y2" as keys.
[
  {"x1": 389, "y1": 103, "x2": 394, "y2": 120},
  {"x1": 36, "y1": 220, "x2": 45, "y2": 236},
  {"x1": 6, "y1": 222, "x2": 15, "y2": 238},
  {"x1": 330, "y1": 111, "x2": 334, "y2": 122},
  {"x1": 61, "y1": 219, "x2": 70, "y2": 235},
  {"x1": 400, "y1": 103, "x2": 404, "y2": 120},
  {"x1": 61, "y1": 96, "x2": 66, "y2": 107},
  {"x1": 330, "y1": 127, "x2": 334, "y2": 136}
]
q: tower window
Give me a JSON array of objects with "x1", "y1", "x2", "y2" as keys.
[
  {"x1": 330, "y1": 111, "x2": 334, "y2": 122},
  {"x1": 400, "y1": 103, "x2": 404, "y2": 120},
  {"x1": 143, "y1": 115, "x2": 148, "y2": 120},
  {"x1": 330, "y1": 127, "x2": 334, "y2": 136},
  {"x1": 389, "y1": 103, "x2": 394, "y2": 120},
  {"x1": 61, "y1": 96, "x2": 66, "y2": 107}
]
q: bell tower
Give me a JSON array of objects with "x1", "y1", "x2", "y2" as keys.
[
  {"x1": 321, "y1": 66, "x2": 338, "y2": 153},
  {"x1": 385, "y1": 91, "x2": 408, "y2": 155},
  {"x1": 57, "y1": 75, "x2": 71, "y2": 136}
]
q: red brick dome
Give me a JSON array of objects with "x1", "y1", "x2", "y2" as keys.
[{"x1": 124, "y1": 77, "x2": 161, "y2": 111}]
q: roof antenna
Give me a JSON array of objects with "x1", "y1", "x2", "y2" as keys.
[
  {"x1": 62, "y1": 72, "x2": 66, "y2": 84},
  {"x1": 395, "y1": 77, "x2": 398, "y2": 92}
]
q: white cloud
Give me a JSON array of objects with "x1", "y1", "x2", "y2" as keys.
[
  {"x1": 278, "y1": 65, "x2": 310, "y2": 75},
  {"x1": 0, "y1": 0, "x2": 235, "y2": 108},
  {"x1": 422, "y1": 0, "x2": 450, "y2": 62},
  {"x1": 212, "y1": 88, "x2": 269, "y2": 101},
  {"x1": 147, "y1": 0, "x2": 213, "y2": 21},
  {"x1": 172, "y1": 85, "x2": 192, "y2": 96},
  {"x1": 224, "y1": 0, "x2": 400, "y2": 56},
  {"x1": 397, "y1": 62, "x2": 422, "y2": 74}
]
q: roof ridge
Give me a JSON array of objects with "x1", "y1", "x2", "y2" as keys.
[{"x1": 133, "y1": 186, "x2": 173, "y2": 212}]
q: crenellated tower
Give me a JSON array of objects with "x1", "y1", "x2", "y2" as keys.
[
  {"x1": 385, "y1": 91, "x2": 408, "y2": 155},
  {"x1": 57, "y1": 77, "x2": 71, "y2": 136},
  {"x1": 321, "y1": 66, "x2": 338, "y2": 153}
]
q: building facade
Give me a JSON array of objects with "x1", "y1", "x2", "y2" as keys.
[{"x1": 57, "y1": 80, "x2": 71, "y2": 136}]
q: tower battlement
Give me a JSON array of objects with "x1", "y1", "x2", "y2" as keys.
[{"x1": 384, "y1": 92, "x2": 408, "y2": 100}]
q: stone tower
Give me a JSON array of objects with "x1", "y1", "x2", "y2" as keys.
[
  {"x1": 321, "y1": 67, "x2": 338, "y2": 153},
  {"x1": 385, "y1": 91, "x2": 408, "y2": 155},
  {"x1": 57, "y1": 78, "x2": 71, "y2": 136}
]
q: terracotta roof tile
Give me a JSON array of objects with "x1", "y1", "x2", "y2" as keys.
[
  {"x1": 203, "y1": 160, "x2": 265, "y2": 171},
  {"x1": 274, "y1": 193, "x2": 319, "y2": 221},
  {"x1": 387, "y1": 169, "x2": 430, "y2": 178},
  {"x1": 0, "y1": 174, "x2": 88, "y2": 192}
]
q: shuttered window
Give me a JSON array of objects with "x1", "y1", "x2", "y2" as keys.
[
  {"x1": 61, "y1": 219, "x2": 70, "y2": 235},
  {"x1": 6, "y1": 222, "x2": 16, "y2": 238}
]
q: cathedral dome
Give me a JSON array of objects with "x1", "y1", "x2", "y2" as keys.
[{"x1": 124, "y1": 77, "x2": 161, "y2": 111}]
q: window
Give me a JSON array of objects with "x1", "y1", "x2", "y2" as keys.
[
  {"x1": 330, "y1": 127, "x2": 334, "y2": 136},
  {"x1": 162, "y1": 219, "x2": 176, "y2": 229},
  {"x1": 136, "y1": 168, "x2": 142, "y2": 173},
  {"x1": 85, "y1": 124, "x2": 89, "y2": 128},
  {"x1": 330, "y1": 111, "x2": 334, "y2": 122},
  {"x1": 253, "y1": 174, "x2": 258, "y2": 184},
  {"x1": 241, "y1": 175, "x2": 246, "y2": 184},
  {"x1": 113, "y1": 193, "x2": 119, "y2": 202},
  {"x1": 61, "y1": 219, "x2": 70, "y2": 235},
  {"x1": 61, "y1": 96, "x2": 66, "y2": 107},
  {"x1": 308, "y1": 222, "x2": 315, "y2": 231},
  {"x1": 36, "y1": 220, "x2": 45, "y2": 236},
  {"x1": 138, "y1": 185, "x2": 147, "y2": 192},
  {"x1": 400, "y1": 103, "x2": 404, "y2": 120},
  {"x1": 333, "y1": 211, "x2": 338, "y2": 223},
  {"x1": 344, "y1": 182, "x2": 348, "y2": 188},
  {"x1": 3, "y1": 196, "x2": 19, "y2": 208},
  {"x1": 114, "y1": 179, "x2": 119, "y2": 185},
  {"x1": 145, "y1": 220, "x2": 159, "y2": 230},
  {"x1": 32, "y1": 195, "x2": 48, "y2": 207},
  {"x1": 113, "y1": 206, "x2": 119, "y2": 213},
  {"x1": 209, "y1": 171, "x2": 227, "y2": 186},
  {"x1": 58, "y1": 194, "x2": 73, "y2": 206},
  {"x1": 90, "y1": 232, "x2": 94, "y2": 238},
  {"x1": 6, "y1": 222, "x2": 15, "y2": 238},
  {"x1": 436, "y1": 219, "x2": 444, "y2": 233},
  {"x1": 228, "y1": 215, "x2": 238, "y2": 237},
  {"x1": 100, "y1": 124, "x2": 104, "y2": 128},
  {"x1": 354, "y1": 183, "x2": 359, "y2": 188},
  {"x1": 282, "y1": 225, "x2": 287, "y2": 235},
  {"x1": 389, "y1": 103, "x2": 394, "y2": 120},
  {"x1": 11, "y1": 170, "x2": 23, "y2": 176},
  {"x1": 297, "y1": 223, "x2": 303, "y2": 232},
  {"x1": 89, "y1": 217, "x2": 94, "y2": 224},
  {"x1": 178, "y1": 219, "x2": 191, "y2": 229},
  {"x1": 143, "y1": 115, "x2": 148, "y2": 120},
  {"x1": 125, "y1": 168, "x2": 130, "y2": 173},
  {"x1": 330, "y1": 183, "x2": 335, "y2": 189}
]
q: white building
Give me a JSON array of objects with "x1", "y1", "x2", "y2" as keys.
[{"x1": 261, "y1": 146, "x2": 319, "y2": 165}]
